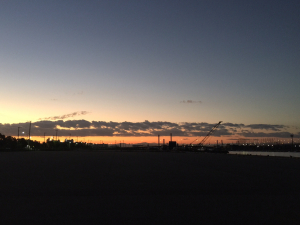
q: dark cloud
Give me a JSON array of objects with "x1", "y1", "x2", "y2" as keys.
[
  {"x1": 214, "y1": 128, "x2": 233, "y2": 136},
  {"x1": 239, "y1": 131, "x2": 293, "y2": 138},
  {"x1": 38, "y1": 111, "x2": 90, "y2": 120},
  {"x1": 221, "y1": 123, "x2": 288, "y2": 131},
  {"x1": 180, "y1": 122, "x2": 211, "y2": 132},
  {"x1": 0, "y1": 120, "x2": 295, "y2": 139},
  {"x1": 180, "y1": 100, "x2": 202, "y2": 104},
  {"x1": 34, "y1": 120, "x2": 59, "y2": 129},
  {"x1": 245, "y1": 124, "x2": 287, "y2": 131},
  {"x1": 222, "y1": 123, "x2": 245, "y2": 128}
]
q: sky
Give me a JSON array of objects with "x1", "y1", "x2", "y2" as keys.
[{"x1": 1, "y1": 0, "x2": 300, "y2": 144}]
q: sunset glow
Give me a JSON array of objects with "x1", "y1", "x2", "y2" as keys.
[{"x1": 1, "y1": 1, "x2": 299, "y2": 143}]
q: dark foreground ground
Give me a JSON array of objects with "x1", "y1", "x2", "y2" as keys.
[{"x1": 1, "y1": 151, "x2": 300, "y2": 224}]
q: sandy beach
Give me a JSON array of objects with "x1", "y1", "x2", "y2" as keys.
[{"x1": 1, "y1": 151, "x2": 300, "y2": 224}]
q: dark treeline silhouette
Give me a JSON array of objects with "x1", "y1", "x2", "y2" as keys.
[
  {"x1": 0, "y1": 133, "x2": 40, "y2": 150},
  {"x1": 0, "y1": 133, "x2": 91, "y2": 151}
]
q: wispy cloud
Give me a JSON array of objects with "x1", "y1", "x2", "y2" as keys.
[
  {"x1": 73, "y1": 91, "x2": 83, "y2": 96},
  {"x1": 180, "y1": 100, "x2": 202, "y2": 104},
  {"x1": 38, "y1": 111, "x2": 90, "y2": 121}
]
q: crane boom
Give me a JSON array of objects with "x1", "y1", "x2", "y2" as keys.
[
  {"x1": 198, "y1": 121, "x2": 222, "y2": 146},
  {"x1": 190, "y1": 138, "x2": 198, "y2": 145}
]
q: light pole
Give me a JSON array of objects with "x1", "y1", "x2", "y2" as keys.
[
  {"x1": 28, "y1": 121, "x2": 31, "y2": 140},
  {"x1": 18, "y1": 127, "x2": 22, "y2": 140},
  {"x1": 28, "y1": 121, "x2": 31, "y2": 148},
  {"x1": 291, "y1": 134, "x2": 294, "y2": 149}
]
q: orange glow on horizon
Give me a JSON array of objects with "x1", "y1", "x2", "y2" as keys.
[{"x1": 14, "y1": 135, "x2": 241, "y2": 145}]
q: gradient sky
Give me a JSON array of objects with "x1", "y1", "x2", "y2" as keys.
[{"x1": 1, "y1": 0, "x2": 299, "y2": 143}]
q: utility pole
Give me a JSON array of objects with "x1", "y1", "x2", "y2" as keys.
[
  {"x1": 28, "y1": 121, "x2": 31, "y2": 140},
  {"x1": 28, "y1": 121, "x2": 31, "y2": 148},
  {"x1": 44, "y1": 132, "x2": 46, "y2": 143},
  {"x1": 158, "y1": 135, "x2": 160, "y2": 147},
  {"x1": 56, "y1": 129, "x2": 58, "y2": 141},
  {"x1": 18, "y1": 127, "x2": 21, "y2": 140},
  {"x1": 291, "y1": 134, "x2": 294, "y2": 149}
]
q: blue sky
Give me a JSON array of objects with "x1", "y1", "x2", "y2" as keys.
[{"x1": 1, "y1": 0, "x2": 299, "y2": 141}]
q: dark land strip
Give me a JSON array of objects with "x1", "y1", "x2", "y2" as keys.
[{"x1": 1, "y1": 151, "x2": 300, "y2": 224}]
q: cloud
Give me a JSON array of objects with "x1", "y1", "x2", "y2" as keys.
[
  {"x1": 180, "y1": 100, "x2": 202, "y2": 104},
  {"x1": 239, "y1": 131, "x2": 294, "y2": 138},
  {"x1": 73, "y1": 91, "x2": 83, "y2": 96},
  {"x1": 0, "y1": 120, "x2": 296, "y2": 139},
  {"x1": 38, "y1": 111, "x2": 90, "y2": 121},
  {"x1": 245, "y1": 124, "x2": 287, "y2": 131},
  {"x1": 222, "y1": 123, "x2": 245, "y2": 128}
]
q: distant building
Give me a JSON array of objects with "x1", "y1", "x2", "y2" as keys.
[
  {"x1": 132, "y1": 144, "x2": 144, "y2": 148},
  {"x1": 65, "y1": 139, "x2": 74, "y2": 143},
  {"x1": 169, "y1": 141, "x2": 177, "y2": 150},
  {"x1": 93, "y1": 143, "x2": 108, "y2": 148},
  {"x1": 47, "y1": 138, "x2": 60, "y2": 143}
]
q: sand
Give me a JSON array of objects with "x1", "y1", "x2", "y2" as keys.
[{"x1": 0, "y1": 151, "x2": 300, "y2": 224}]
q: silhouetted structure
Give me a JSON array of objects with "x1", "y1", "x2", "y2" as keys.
[{"x1": 169, "y1": 141, "x2": 177, "y2": 150}]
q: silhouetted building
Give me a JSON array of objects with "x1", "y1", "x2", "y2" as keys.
[
  {"x1": 169, "y1": 141, "x2": 177, "y2": 150},
  {"x1": 65, "y1": 139, "x2": 74, "y2": 143},
  {"x1": 93, "y1": 143, "x2": 108, "y2": 148}
]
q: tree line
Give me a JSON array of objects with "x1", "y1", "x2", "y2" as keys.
[{"x1": 0, "y1": 133, "x2": 91, "y2": 151}]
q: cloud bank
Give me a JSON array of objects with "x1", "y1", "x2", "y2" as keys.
[{"x1": 0, "y1": 120, "x2": 297, "y2": 138}]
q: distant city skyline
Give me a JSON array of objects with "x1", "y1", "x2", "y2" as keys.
[{"x1": 1, "y1": 1, "x2": 299, "y2": 143}]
